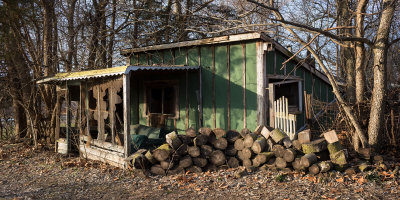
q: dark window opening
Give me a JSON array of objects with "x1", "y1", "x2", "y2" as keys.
[
  {"x1": 145, "y1": 82, "x2": 178, "y2": 118},
  {"x1": 270, "y1": 79, "x2": 302, "y2": 114}
]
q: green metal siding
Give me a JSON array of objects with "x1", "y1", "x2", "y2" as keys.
[
  {"x1": 245, "y1": 42, "x2": 257, "y2": 131},
  {"x1": 229, "y1": 44, "x2": 244, "y2": 130},
  {"x1": 214, "y1": 45, "x2": 228, "y2": 129},
  {"x1": 200, "y1": 46, "x2": 214, "y2": 128},
  {"x1": 276, "y1": 51, "x2": 285, "y2": 75},
  {"x1": 175, "y1": 48, "x2": 186, "y2": 65},
  {"x1": 266, "y1": 51, "x2": 274, "y2": 74}
]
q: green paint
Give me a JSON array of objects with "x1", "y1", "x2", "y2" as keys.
[
  {"x1": 276, "y1": 51, "x2": 285, "y2": 75},
  {"x1": 139, "y1": 53, "x2": 148, "y2": 65},
  {"x1": 175, "y1": 48, "x2": 186, "y2": 65},
  {"x1": 266, "y1": 51, "x2": 274, "y2": 74},
  {"x1": 286, "y1": 61, "x2": 295, "y2": 76},
  {"x1": 131, "y1": 77, "x2": 139, "y2": 124},
  {"x1": 150, "y1": 51, "x2": 162, "y2": 65},
  {"x1": 188, "y1": 72, "x2": 199, "y2": 130},
  {"x1": 245, "y1": 42, "x2": 257, "y2": 131},
  {"x1": 328, "y1": 86, "x2": 334, "y2": 102},
  {"x1": 321, "y1": 82, "x2": 327, "y2": 102},
  {"x1": 201, "y1": 46, "x2": 214, "y2": 128},
  {"x1": 314, "y1": 77, "x2": 320, "y2": 100},
  {"x1": 214, "y1": 45, "x2": 228, "y2": 129},
  {"x1": 229, "y1": 44, "x2": 244, "y2": 130},
  {"x1": 130, "y1": 55, "x2": 136, "y2": 65},
  {"x1": 163, "y1": 49, "x2": 174, "y2": 65},
  {"x1": 188, "y1": 47, "x2": 199, "y2": 66},
  {"x1": 305, "y1": 71, "x2": 312, "y2": 93},
  {"x1": 175, "y1": 72, "x2": 187, "y2": 132}
]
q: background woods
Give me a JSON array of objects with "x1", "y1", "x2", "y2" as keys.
[{"x1": 0, "y1": 0, "x2": 399, "y2": 154}]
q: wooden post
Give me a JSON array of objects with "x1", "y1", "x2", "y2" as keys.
[
  {"x1": 65, "y1": 81, "x2": 70, "y2": 153},
  {"x1": 85, "y1": 82, "x2": 90, "y2": 140},
  {"x1": 110, "y1": 82, "x2": 115, "y2": 144},
  {"x1": 123, "y1": 72, "x2": 131, "y2": 159},
  {"x1": 256, "y1": 41, "x2": 266, "y2": 126},
  {"x1": 269, "y1": 83, "x2": 275, "y2": 127}
]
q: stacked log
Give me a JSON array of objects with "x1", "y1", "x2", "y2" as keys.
[{"x1": 129, "y1": 127, "x2": 347, "y2": 176}]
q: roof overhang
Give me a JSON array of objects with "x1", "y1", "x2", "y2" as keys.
[
  {"x1": 120, "y1": 32, "x2": 266, "y2": 55},
  {"x1": 37, "y1": 65, "x2": 199, "y2": 84}
]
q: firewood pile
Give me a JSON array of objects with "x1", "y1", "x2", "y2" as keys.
[{"x1": 126, "y1": 126, "x2": 348, "y2": 176}]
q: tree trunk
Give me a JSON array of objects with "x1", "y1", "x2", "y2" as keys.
[{"x1": 368, "y1": 0, "x2": 396, "y2": 150}]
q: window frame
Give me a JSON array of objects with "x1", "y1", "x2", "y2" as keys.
[{"x1": 143, "y1": 80, "x2": 179, "y2": 119}]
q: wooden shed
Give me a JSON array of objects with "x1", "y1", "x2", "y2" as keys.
[{"x1": 38, "y1": 32, "x2": 334, "y2": 168}]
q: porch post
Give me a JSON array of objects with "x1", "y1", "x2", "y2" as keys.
[
  {"x1": 123, "y1": 72, "x2": 131, "y2": 159},
  {"x1": 65, "y1": 81, "x2": 71, "y2": 153},
  {"x1": 256, "y1": 41, "x2": 267, "y2": 126}
]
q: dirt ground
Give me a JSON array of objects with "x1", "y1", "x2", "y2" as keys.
[{"x1": 1, "y1": 141, "x2": 399, "y2": 200}]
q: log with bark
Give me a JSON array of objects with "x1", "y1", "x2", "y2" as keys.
[
  {"x1": 160, "y1": 160, "x2": 174, "y2": 170},
  {"x1": 178, "y1": 155, "x2": 193, "y2": 168},
  {"x1": 175, "y1": 143, "x2": 188, "y2": 156},
  {"x1": 330, "y1": 150, "x2": 347, "y2": 165},
  {"x1": 234, "y1": 139, "x2": 245, "y2": 151},
  {"x1": 300, "y1": 153, "x2": 318, "y2": 168},
  {"x1": 193, "y1": 157, "x2": 208, "y2": 168},
  {"x1": 213, "y1": 137, "x2": 228, "y2": 150},
  {"x1": 194, "y1": 134, "x2": 209, "y2": 146},
  {"x1": 252, "y1": 152, "x2": 274, "y2": 167},
  {"x1": 327, "y1": 141, "x2": 344, "y2": 154},
  {"x1": 150, "y1": 164, "x2": 166, "y2": 176},
  {"x1": 272, "y1": 144, "x2": 285, "y2": 158},
  {"x1": 187, "y1": 146, "x2": 200, "y2": 157},
  {"x1": 321, "y1": 130, "x2": 339, "y2": 143},
  {"x1": 153, "y1": 144, "x2": 172, "y2": 162},
  {"x1": 225, "y1": 145, "x2": 237, "y2": 156},
  {"x1": 261, "y1": 126, "x2": 274, "y2": 139},
  {"x1": 275, "y1": 157, "x2": 289, "y2": 169},
  {"x1": 242, "y1": 159, "x2": 252, "y2": 168},
  {"x1": 308, "y1": 164, "x2": 320, "y2": 175},
  {"x1": 210, "y1": 150, "x2": 226, "y2": 166},
  {"x1": 186, "y1": 165, "x2": 202, "y2": 173},
  {"x1": 166, "y1": 131, "x2": 182, "y2": 150},
  {"x1": 318, "y1": 161, "x2": 333, "y2": 173},
  {"x1": 129, "y1": 150, "x2": 150, "y2": 169},
  {"x1": 251, "y1": 136, "x2": 267, "y2": 154},
  {"x1": 226, "y1": 130, "x2": 241, "y2": 143},
  {"x1": 239, "y1": 148, "x2": 254, "y2": 160},
  {"x1": 200, "y1": 145, "x2": 213, "y2": 157},
  {"x1": 270, "y1": 128, "x2": 287, "y2": 143},
  {"x1": 292, "y1": 140, "x2": 302, "y2": 151},
  {"x1": 227, "y1": 157, "x2": 240, "y2": 168},
  {"x1": 283, "y1": 148, "x2": 297, "y2": 162},
  {"x1": 198, "y1": 127, "x2": 213, "y2": 136},
  {"x1": 297, "y1": 129, "x2": 311, "y2": 144},
  {"x1": 240, "y1": 128, "x2": 251, "y2": 138},
  {"x1": 302, "y1": 138, "x2": 327, "y2": 154},
  {"x1": 244, "y1": 133, "x2": 258, "y2": 148},
  {"x1": 167, "y1": 166, "x2": 185, "y2": 175},
  {"x1": 178, "y1": 135, "x2": 193, "y2": 145},
  {"x1": 185, "y1": 128, "x2": 197, "y2": 137},
  {"x1": 213, "y1": 128, "x2": 226, "y2": 139},
  {"x1": 292, "y1": 157, "x2": 305, "y2": 171}
]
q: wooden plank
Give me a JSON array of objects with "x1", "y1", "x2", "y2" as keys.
[
  {"x1": 80, "y1": 144, "x2": 125, "y2": 168},
  {"x1": 256, "y1": 41, "x2": 266, "y2": 126},
  {"x1": 123, "y1": 72, "x2": 131, "y2": 158},
  {"x1": 80, "y1": 135, "x2": 124, "y2": 153},
  {"x1": 229, "y1": 44, "x2": 244, "y2": 131}
]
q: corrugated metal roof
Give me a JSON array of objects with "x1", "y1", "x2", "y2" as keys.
[{"x1": 37, "y1": 65, "x2": 199, "y2": 84}]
